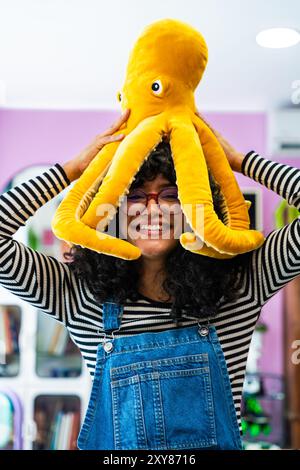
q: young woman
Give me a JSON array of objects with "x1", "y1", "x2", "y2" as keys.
[{"x1": 1, "y1": 109, "x2": 300, "y2": 450}]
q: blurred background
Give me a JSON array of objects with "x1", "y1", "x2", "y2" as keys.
[{"x1": 0, "y1": 0, "x2": 300, "y2": 450}]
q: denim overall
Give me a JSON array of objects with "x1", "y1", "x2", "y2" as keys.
[{"x1": 77, "y1": 299, "x2": 243, "y2": 450}]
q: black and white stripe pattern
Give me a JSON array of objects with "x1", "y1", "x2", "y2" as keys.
[{"x1": 1, "y1": 151, "x2": 300, "y2": 434}]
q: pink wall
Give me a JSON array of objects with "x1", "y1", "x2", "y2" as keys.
[
  {"x1": 0, "y1": 109, "x2": 118, "y2": 185},
  {"x1": 1, "y1": 108, "x2": 299, "y2": 375}
]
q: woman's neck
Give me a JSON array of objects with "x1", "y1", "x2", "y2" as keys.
[{"x1": 137, "y1": 257, "x2": 173, "y2": 303}]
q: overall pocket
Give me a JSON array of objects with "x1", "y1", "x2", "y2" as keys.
[{"x1": 110, "y1": 353, "x2": 217, "y2": 450}]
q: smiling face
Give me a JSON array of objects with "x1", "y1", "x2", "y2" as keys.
[{"x1": 119, "y1": 174, "x2": 185, "y2": 260}]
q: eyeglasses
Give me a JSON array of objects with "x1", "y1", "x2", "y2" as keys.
[{"x1": 120, "y1": 186, "x2": 182, "y2": 214}]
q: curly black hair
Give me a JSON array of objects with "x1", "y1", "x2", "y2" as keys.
[{"x1": 64, "y1": 140, "x2": 252, "y2": 322}]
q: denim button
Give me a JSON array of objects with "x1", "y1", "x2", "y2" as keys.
[
  {"x1": 199, "y1": 326, "x2": 209, "y2": 337},
  {"x1": 103, "y1": 341, "x2": 114, "y2": 352}
]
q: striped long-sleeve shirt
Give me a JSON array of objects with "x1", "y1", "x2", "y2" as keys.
[{"x1": 1, "y1": 150, "x2": 300, "y2": 434}]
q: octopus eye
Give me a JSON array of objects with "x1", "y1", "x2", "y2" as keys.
[
  {"x1": 117, "y1": 92, "x2": 122, "y2": 102},
  {"x1": 151, "y1": 80, "x2": 163, "y2": 95}
]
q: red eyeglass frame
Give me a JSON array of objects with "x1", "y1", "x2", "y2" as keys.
[
  {"x1": 121, "y1": 187, "x2": 182, "y2": 214},
  {"x1": 127, "y1": 187, "x2": 178, "y2": 205}
]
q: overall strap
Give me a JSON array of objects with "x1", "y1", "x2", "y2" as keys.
[{"x1": 102, "y1": 297, "x2": 124, "y2": 334}]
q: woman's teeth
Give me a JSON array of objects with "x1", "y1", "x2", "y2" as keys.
[
  {"x1": 140, "y1": 224, "x2": 162, "y2": 231},
  {"x1": 138, "y1": 224, "x2": 172, "y2": 235}
]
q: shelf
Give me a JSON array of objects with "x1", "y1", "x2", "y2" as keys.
[
  {"x1": 0, "y1": 387, "x2": 23, "y2": 450},
  {"x1": 241, "y1": 372, "x2": 285, "y2": 447},
  {"x1": 35, "y1": 312, "x2": 82, "y2": 378},
  {"x1": 33, "y1": 394, "x2": 81, "y2": 450}
]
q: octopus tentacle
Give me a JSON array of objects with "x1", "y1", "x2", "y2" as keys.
[
  {"x1": 80, "y1": 113, "x2": 168, "y2": 229},
  {"x1": 178, "y1": 114, "x2": 258, "y2": 258},
  {"x1": 51, "y1": 138, "x2": 141, "y2": 259},
  {"x1": 191, "y1": 114, "x2": 253, "y2": 231},
  {"x1": 168, "y1": 113, "x2": 265, "y2": 257},
  {"x1": 54, "y1": 113, "x2": 168, "y2": 260}
]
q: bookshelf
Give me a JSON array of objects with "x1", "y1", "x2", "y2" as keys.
[
  {"x1": 0, "y1": 287, "x2": 91, "y2": 450},
  {"x1": 0, "y1": 165, "x2": 91, "y2": 450}
]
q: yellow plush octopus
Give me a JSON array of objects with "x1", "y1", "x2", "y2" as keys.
[{"x1": 51, "y1": 18, "x2": 265, "y2": 260}]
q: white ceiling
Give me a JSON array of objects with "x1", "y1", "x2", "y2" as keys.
[{"x1": 0, "y1": 0, "x2": 300, "y2": 111}]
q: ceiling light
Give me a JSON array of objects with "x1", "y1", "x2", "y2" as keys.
[{"x1": 256, "y1": 28, "x2": 300, "y2": 48}]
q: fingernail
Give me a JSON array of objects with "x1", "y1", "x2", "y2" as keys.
[{"x1": 118, "y1": 134, "x2": 125, "y2": 138}]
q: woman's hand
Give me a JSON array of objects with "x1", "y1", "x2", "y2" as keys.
[
  {"x1": 62, "y1": 109, "x2": 131, "y2": 182},
  {"x1": 195, "y1": 110, "x2": 244, "y2": 173}
]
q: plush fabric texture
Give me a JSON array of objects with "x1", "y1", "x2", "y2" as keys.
[{"x1": 51, "y1": 18, "x2": 265, "y2": 260}]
